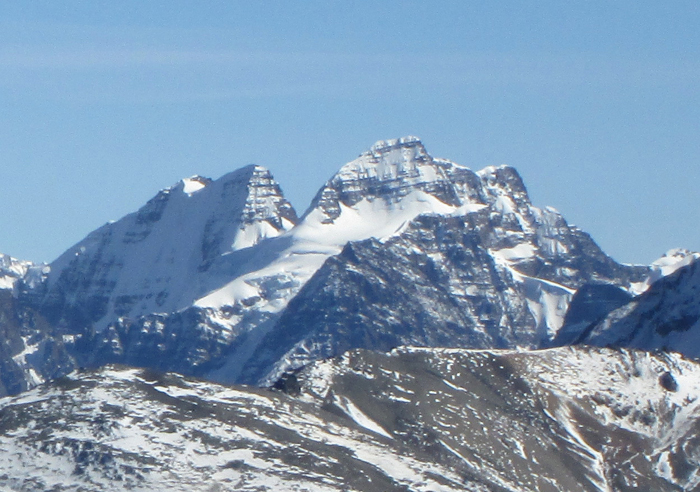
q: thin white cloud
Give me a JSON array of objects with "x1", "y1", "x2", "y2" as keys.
[{"x1": 0, "y1": 44, "x2": 698, "y2": 105}]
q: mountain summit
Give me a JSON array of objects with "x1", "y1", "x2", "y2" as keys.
[
  {"x1": 41, "y1": 164, "x2": 296, "y2": 332},
  {"x1": 307, "y1": 136, "x2": 483, "y2": 222}
]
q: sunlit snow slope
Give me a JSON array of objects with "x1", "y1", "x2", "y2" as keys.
[{"x1": 42, "y1": 165, "x2": 297, "y2": 330}]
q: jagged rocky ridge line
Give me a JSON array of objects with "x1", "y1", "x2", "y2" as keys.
[{"x1": 0, "y1": 136, "x2": 697, "y2": 395}]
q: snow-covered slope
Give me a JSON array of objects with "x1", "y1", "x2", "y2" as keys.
[
  {"x1": 581, "y1": 257, "x2": 700, "y2": 356},
  {"x1": 41, "y1": 165, "x2": 297, "y2": 331},
  {"x1": 1, "y1": 345, "x2": 699, "y2": 491}
]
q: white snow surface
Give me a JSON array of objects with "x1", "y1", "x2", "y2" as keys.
[{"x1": 630, "y1": 248, "x2": 700, "y2": 294}]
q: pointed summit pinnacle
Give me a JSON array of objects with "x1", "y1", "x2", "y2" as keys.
[{"x1": 304, "y1": 137, "x2": 480, "y2": 222}]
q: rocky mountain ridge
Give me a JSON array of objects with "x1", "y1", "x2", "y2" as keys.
[{"x1": 1, "y1": 345, "x2": 698, "y2": 491}]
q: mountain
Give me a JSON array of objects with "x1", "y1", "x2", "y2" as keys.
[
  {"x1": 217, "y1": 141, "x2": 650, "y2": 384},
  {"x1": 0, "y1": 255, "x2": 73, "y2": 396},
  {"x1": 2, "y1": 136, "x2": 700, "y2": 490},
  {"x1": 0, "y1": 136, "x2": 688, "y2": 394},
  {"x1": 1, "y1": 345, "x2": 699, "y2": 491},
  {"x1": 0, "y1": 288, "x2": 72, "y2": 396},
  {"x1": 553, "y1": 249, "x2": 700, "y2": 347},
  {"x1": 630, "y1": 248, "x2": 700, "y2": 294},
  {"x1": 579, "y1": 254, "x2": 700, "y2": 356},
  {"x1": 37, "y1": 165, "x2": 296, "y2": 333},
  {"x1": 0, "y1": 165, "x2": 300, "y2": 396},
  {"x1": 104, "y1": 136, "x2": 649, "y2": 385}
]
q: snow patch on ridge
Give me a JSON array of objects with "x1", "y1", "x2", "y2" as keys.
[
  {"x1": 630, "y1": 248, "x2": 700, "y2": 295},
  {"x1": 181, "y1": 176, "x2": 210, "y2": 195},
  {"x1": 336, "y1": 396, "x2": 393, "y2": 439}
]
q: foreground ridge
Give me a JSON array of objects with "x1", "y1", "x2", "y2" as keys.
[{"x1": 1, "y1": 346, "x2": 698, "y2": 491}]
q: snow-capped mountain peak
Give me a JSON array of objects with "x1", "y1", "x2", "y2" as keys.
[
  {"x1": 305, "y1": 136, "x2": 482, "y2": 224},
  {"x1": 191, "y1": 141, "x2": 653, "y2": 385},
  {"x1": 42, "y1": 164, "x2": 297, "y2": 331},
  {"x1": 198, "y1": 138, "x2": 490, "y2": 313}
]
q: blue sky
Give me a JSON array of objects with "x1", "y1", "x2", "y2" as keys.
[{"x1": 1, "y1": 1, "x2": 699, "y2": 264}]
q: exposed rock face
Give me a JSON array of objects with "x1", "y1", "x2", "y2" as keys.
[
  {"x1": 1, "y1": 346, "x2": 699, "y2": 491},
  {"x1": 0, "y1": 289, "x2": 72, "y2": 396},
  {"x1": 580, "y1": 258, "x2": 700, "y2": 356},
  {"x1": 242, "y1": 205, "x2": 647, "y2": 384}
]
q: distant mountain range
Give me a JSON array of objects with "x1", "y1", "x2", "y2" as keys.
[{"x1": 1, "y1": 137, "x2": 699, "y2": 490}]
